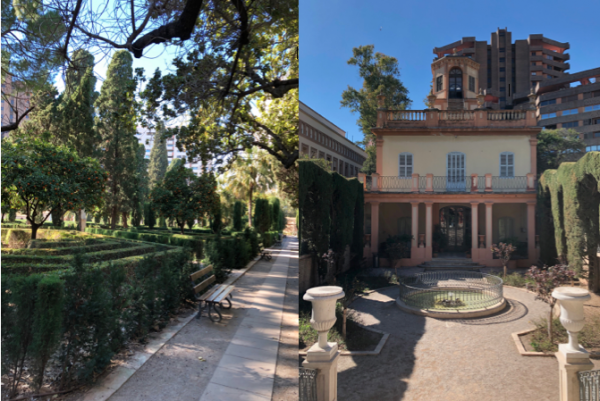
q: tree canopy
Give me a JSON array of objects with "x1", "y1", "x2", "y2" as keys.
[
  {"x1": 1, "y1": 139, "x2": 107, "y2": 238},
  {"x1": 341, "y1": 45, "x2": 411, "y2": 174},
  {"x1": 537, "y1": 128, "x2": 585, "y2": 175}
]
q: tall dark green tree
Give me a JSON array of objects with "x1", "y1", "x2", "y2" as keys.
[
  {"x1": 129, "y1": 144, "x2": 149, "y2": 226},
  {"x1": 233, "y1": 201, "x2": 243, "y2": 231},
  {"x1": 341, "y1": 45, "x2": 411, "y2": 174},
  {"x1": 270, "y1": 197, "x2": 281, "y2": 231},
  {"x1": 95, "y1": 51, "x2": 138, "y2": 229},
  {"x1": 253, "y1": 198, "x2": 272, "y2": 234},
  {"x1": 537, "y1": 128, "x2": 585, "y2": 175},
  {"x1": 148, "y1": 125, "x2": 169, "y2": 189}
]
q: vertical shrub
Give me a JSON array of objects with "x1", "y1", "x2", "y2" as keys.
[
  {"x1": 144, "y1": 203, "x2": 156, "y2": 228},
  {"x1": 233, "y1": 201, "x2": 243, "y2": 231},
  {"x1": 244, "y1": 227, "x2": 259, "y2": 257},
  {"x1": 30, "y1": 276, "x2": 64, "y2": 390},
  {"x1": 253, "y1": 198, "x2": 271, "y2": 234},
  {"x1": 1, "y1": 274, "x2": 42, "y2": 397},
  {"x1": 270, "y1": 197, "x2": 281, "y2": 231},
  {"x1": 8, "y1": 208, "x2": 17, "y2": 222},
  {"x1": 210, "y1": 205, "x2": 223, "y2": 234}
]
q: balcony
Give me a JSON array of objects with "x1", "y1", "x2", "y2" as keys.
[
  {"x1": 360, "y1": 174, "x2": 537, "y2": 193},
  {"x1": 380, "y1": 109, "x2": 537, "y2": 130}
]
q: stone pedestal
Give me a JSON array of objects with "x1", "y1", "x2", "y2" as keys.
[
  {"x1": 302, "y1": 343, "x2": 341, "y2": 401},
  {"x1": 556, "y1": 348, "x2": 594, "y2": 401},
  {"x1": 552, "y1": 286, "x2": 593, "y2": 401}
]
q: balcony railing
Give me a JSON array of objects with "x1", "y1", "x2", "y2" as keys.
[
  {"x1": 361, "y1": 174, "x2": 536, "y2": 193},
  {"x1": 381, "y1": 108, "x2": 537, "y2": 128}
]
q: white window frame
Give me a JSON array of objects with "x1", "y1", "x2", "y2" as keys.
[
  {"x1": 499, "y1": 152, "x2": 515, "y2": 178},
  {"x1": 398, "y1": 152, "x2": 413, "y2": 178}
]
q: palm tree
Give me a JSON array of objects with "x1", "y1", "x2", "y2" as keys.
[{"x1": 219, "y1": 147, "x2": 274, "y2": 227}]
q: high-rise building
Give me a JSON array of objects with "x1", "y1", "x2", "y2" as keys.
[
  {"x1": 433, "y1": 28, "x2": 569, "y2": 110},
  {"x1": 135, "y1": 130, "x2": 207, "y2": 175},
  {"x1": 535, "y1": 67, "x2": 600, "y2": 151},
  {"x1": 1, "y1": 75, "x2": 33, "y2": 137}
]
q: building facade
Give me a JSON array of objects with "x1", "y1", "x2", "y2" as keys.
[
  {"x1": 434, "y1": 28, "x2": 569, "y2": 110},
  {"x1": 361, "y1": 53, "x2": 540, "y2": 268},
  {"x1": 299, "y1": 101, "x2": 367, "y2": 177},
  {"x1": 135, "y1": 130, "x2": 206, "y2": 175},
  {"x1": 534, "y1": 67, "x2": 600, "y2": 151},
  {"x1": 1, "y1": 75, "x2": 32, "y2": 137}
]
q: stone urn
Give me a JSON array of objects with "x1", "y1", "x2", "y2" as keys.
[
  {"x1": 552, "y1": 287, "x2": 591, "y2": 355},
  {"x1": 303, "y1": 286, "x2": 345, "y2": 350}
]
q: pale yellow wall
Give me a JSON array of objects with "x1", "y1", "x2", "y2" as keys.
[{"x1": 381, "y1": 135, "x2": 532, "y2": 177}]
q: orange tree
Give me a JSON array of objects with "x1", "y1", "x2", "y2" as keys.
[
  {"x1": 1, "y1": 139, "x2": 107, "y2": 239},
  {"x1": 150, "y1": 162, "x2": 219, "y2": 234}
]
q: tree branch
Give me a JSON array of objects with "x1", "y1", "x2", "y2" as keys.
[
  {"x1": 130, "y1": 0, "x2": 205, "y2": 58},
  {"x1": 1, "y1": 106, "x2": 35, "y2": 133}
]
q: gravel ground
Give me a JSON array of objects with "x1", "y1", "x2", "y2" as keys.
[{"x1": 337, "y1": 286, "x2": 599, "y2": 401}]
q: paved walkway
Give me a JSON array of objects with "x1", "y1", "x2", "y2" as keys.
[
  {"x1": 97, "y1": 237, "x2": 296, "y2": 401},
  {"x1": 337, "y1": 286, "x2": 598, "y2": 401}
]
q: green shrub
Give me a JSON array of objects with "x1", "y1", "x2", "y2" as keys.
[
  {"x1": 30, "y1": 275, "x2": 64, "y2": 390},
  {"x1": 253, "y1": 198, "x2": 271, "y2": 234},
  {"x1": 244, "y1": 227, "x2": 259, "y2": 257},
  {"x1": 8, "y1": 229, "x2": 31, "y2": 249},
  {"x1": 233, "y1": 201, "x2": 243, "y2": 231},
  {"x1": 270, "y1": 197, "x2": 281, "y2": 231}
]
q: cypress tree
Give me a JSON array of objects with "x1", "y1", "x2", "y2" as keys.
[
  {"x1": 233, "y1": 201, "x2": 243, "y2": 231},
  {"x1": 95, "y1": 51, "x2": 138, "y2": 229},
  {"x1": 148, "y1": 124, "x2": 169, "y2": 189},
  {"x1": 269, "y1": 197, "x2": 281, "y2": 231}
]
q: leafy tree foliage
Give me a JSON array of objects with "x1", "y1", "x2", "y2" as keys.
[
  {"x1": 1, "y1": 140, "x2": 107, "y2": 239},
  {"x1": 95, "y1": 51, "x2": 138, "y2": 229},
  {"x1": 150, "y1": 163, "x2": 219, "y2": 234},
  {"x1": 219, "y1": 147, "x2": 274, "y2": 227},
  {"x1": 341, "y1": 45, "x2": 411, "y2": 174},
  {"x1": 537, "y1": 128, "x2": 585, "y2": 175}
]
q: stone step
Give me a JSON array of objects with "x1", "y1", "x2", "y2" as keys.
[
  {"x1": 420, "y1": 261, "x2": 480, "y2": 266},
  {"x1": 423, "y1": 266, "x2": 483, "y2": 272}
]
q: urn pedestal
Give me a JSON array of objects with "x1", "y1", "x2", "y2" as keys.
[{"x1": 302, "y1": 286, "x2": 345, "y2": 401}]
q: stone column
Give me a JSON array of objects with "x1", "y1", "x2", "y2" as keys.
[
  {"x1": 411, "y1": 202, "x2": 419, "y2": 249},
  {"x1": 376, "y1": 138, "x2": 384, "y2": 176},
  {"x1": 371, "y1": 202, "x2": 380, "y2": 258},
  {"x1": 79, "y1": 209, "x2": 86, "y2": 232},
  {"x1": 530, "y1": 137, "x2": 538, "y2": 177},
  {"x1": 527, "y1": 202, "x2": 536, "y2": 264},
  {"x1": 470, "y1": 202, "x2": 479, "y2": 260},
  {"x1": 425, "y1": 202, "x2": 433, "y2": 260},
  {"x1": 303, "y1": 286, "x2": 345, "y2": 401},
  {"x1": 485, "y1": 202, "x2": 493, "y2": 260},
  {"x1": 552, "y1": 287, "x2": 594, "y2": 401}
]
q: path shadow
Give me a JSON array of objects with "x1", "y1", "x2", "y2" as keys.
[{"x1": 336, "y1": 290, "x2": 426, "y2": 401}]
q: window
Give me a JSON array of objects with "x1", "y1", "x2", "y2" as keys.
[
  {"x1": 541, "y1": 113, "x2": 557, "y2": 119},
  {"x1": 500, "y1": 152, "x2": 514, "y2": 177},
  {"x1": 397, "y1": 217, "x2": 412, "y2": 236},
  {"x1": 562, "y1": 121, "x2": 579, "y2": 128},
  {"x1": 562, "y1": 94, "x2": 578, "y2": 103},
  {"x1": 546, "y1": 65, "x2": 552, "y2": 70},
  {"x1": 449, "y1": 68, "x2": 463, "y2": 99},
  {"x1": 500, "y1": 77, "x2": 506, "y2": 82},
  {"x1": 531, "y1": 52, "x2": 537, "y2": 56},
  {"x1": 499, "y1": 47, "x2": 505, "y2": 52},
  {"x1": 398, "y1": 153, "x2": 413, "y2": 178},
  {"x1": 436, "y1": 75, "x2": 443, "y2": 92},
  {"x1": 562, "y1": 109, "x2": 579, "y2": 116},
  {"x1": 546, "y1": 55, "x2": 552, "y2": 60},
  {"x1": 499, "y1": 58, "x2": 505, "y2": 63},
  {"x1": 498, "y1": 217, "x2": 515, "y2": 240},
  {"x1": 301, "y1": 144, "x2": 309, "y2": 155},
  {"x1": 499, "y1": 31, "x2": 505, "y2": 37},
  {"x1": 500, "y1": 87, "x2": 506, "y2": 92},
  {"x1": 596, "y1": 132, "x2": 600, "y2": 138},
  {"x1": 532, "y1": 72, "x2": 537, "y2": 76},
  {"x1": 586, "y1": 145, "x2": 600, "y2": 152},
  {"x1": 531, "y1": 62, "x2": 536, "y2": 66},
  {"x1": 499, "y1": 67, "x2": 505, "y2": 72},
  {"x1": 500, "y1": 97, "x2": 506, "y2": 102},
  {"x1": 585, "y1": 104, "x2": 600, "y2": 112},
  {"x1": 469, "y1": 76, "x2": 475, "y2": 92},
  {"x1": 540, "y1": 99, "x2": 556, "y2": 106},
  {"x1": 544, "y1": 125, "x2": 557, "y2": 130},
  {"x1": 583, "y1": 118, "x2": 600, "y2": 126}
]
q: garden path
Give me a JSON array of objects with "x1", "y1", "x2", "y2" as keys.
[
  {"x1": 92, "y1": 237, "x2": 297, "y2": 401},
  {"x1": 337, "y1": 285, "x2": 600, "y2": 401}
]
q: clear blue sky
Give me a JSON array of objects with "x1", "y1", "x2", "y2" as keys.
[{"x1": 300, "y1": 0, "x2": 600, "y2": 145}]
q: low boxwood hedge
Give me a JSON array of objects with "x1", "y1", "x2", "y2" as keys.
[{"x1": 2, "y1": 241, "x2": 127, "y2": 256}]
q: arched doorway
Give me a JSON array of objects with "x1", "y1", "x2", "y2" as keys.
[
  {"x1": 439, "y1": 206, "x2": 471, "y2": 254},
  {"x1": 449, "y1": 68, "x2": 463, "y2": 99}
]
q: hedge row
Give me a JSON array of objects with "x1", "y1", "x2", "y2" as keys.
[
  {"x1": 1, "y1": 250, "x2": 193, "y2": 393},
  {"x1": 299, "y1": 160, "x2": 364, "y2": 260},
  {"x1": 2, "y1": 240, "x2": 127, "y2": 256}
]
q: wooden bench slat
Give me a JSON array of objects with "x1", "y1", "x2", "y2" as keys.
[
  {"x1": 190, "y1": 265, "x2": 213, "y2": 282},
  {"x1": 203, "y1": 284, "x2": 230, "y2": 302},
  {"x1": 198, "y1": 284, "x2": 222, "y2": 301},
  {"x1": 212, "y1": 286, "x2": 234, "y2": 304},
  {"x1": 194, "y1": 275, "x2": 216, "y2": 294}
]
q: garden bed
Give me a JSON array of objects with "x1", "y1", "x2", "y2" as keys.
[
  {"x1": 520, "y1": 317, "x2": 600, "y2": 355},
  {"x1": 299, "y1": 307, "x2": 383, "y2": 353}
]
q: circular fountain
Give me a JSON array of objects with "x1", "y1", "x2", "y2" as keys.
[{"x1": 396, "y1": 271, "x2": 506, "y2": 318}]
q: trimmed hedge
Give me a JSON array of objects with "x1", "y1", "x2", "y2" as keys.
[
  {"x1": 538, "y1": 151, "x2": 600, "y2": 292},
  {"x1": 1, "y1": 250, "x2": 193, "y2": 392}
]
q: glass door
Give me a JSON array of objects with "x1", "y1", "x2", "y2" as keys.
[{"x1": 447, "y1": 152, "x2": 466, "y2": 191}]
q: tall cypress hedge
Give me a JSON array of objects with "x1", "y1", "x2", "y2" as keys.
[
  {"x1": 233, "y1": 201, "x2": 243, "y2": 231},
  {"x1": 538, "y1": 151, "x2": 600, "y2": 292},
  {"x1": 299, "y1": 160, "x2": 364, "y2": 264}
]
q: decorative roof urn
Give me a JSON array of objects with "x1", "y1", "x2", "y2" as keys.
[
  {"x1": 552, "y1": 287, "x2": 591, "y2": 356},
  {"x1": 476, "y1": 88, "x2": 485, "y2": 109},
  {"x1": 426, "y1": 88, "x2": 437, "y2": 110},
  {"x1": 528, "y1": 87, "x2": 537, "y2": 110},
  {"x1": 303, "y1": 286, "x2": 345, "y2": 350}
]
